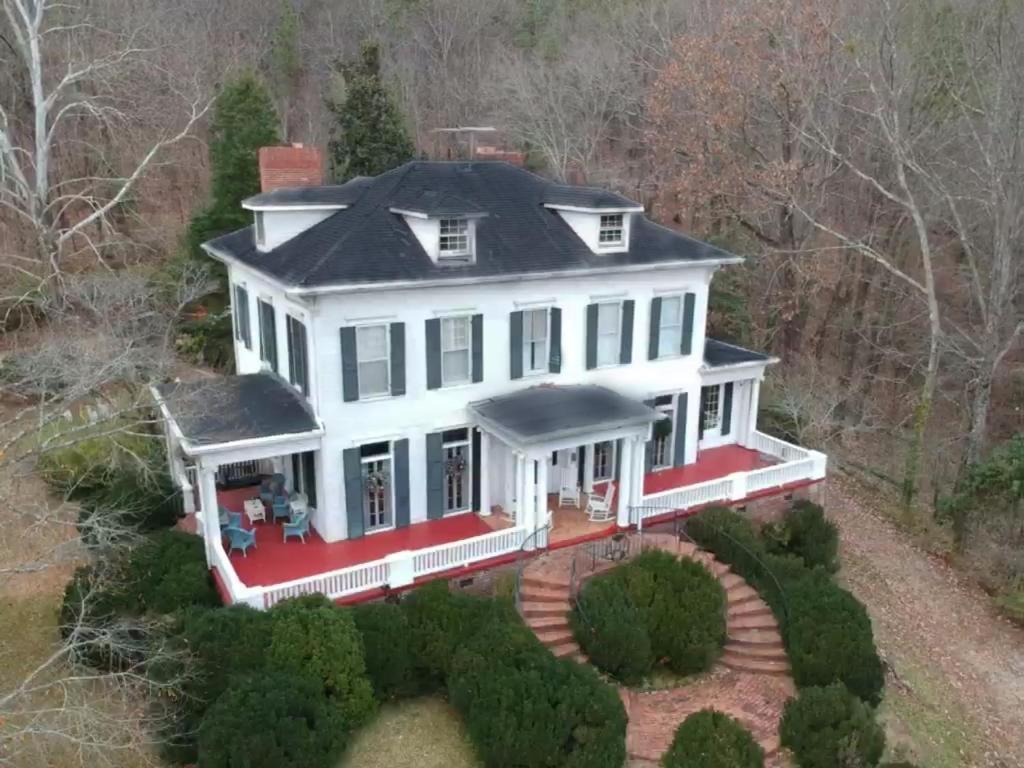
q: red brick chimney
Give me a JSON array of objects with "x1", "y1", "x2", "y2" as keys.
[{"x1": 258, "y1": 143, "x2": 323, "y2": 192}]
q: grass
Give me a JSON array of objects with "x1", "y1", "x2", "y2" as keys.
[{"x1": 340, "y1": 697, "x2": 479, "y2": 768}]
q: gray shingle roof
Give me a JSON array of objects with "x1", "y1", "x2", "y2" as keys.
[
  {"x1": 703, "y1": 339, "x2": 773, "y2": 367},
  {"x1": 206, "y1": 161, "x2": 738, "y2": 290},
  {"x1": 156, "y1": 373, "x2": 319, "y2": 446},
  {"x1": 243, "y1": 178, "x2": 371, "y2": 208},
  {"x1": 470, "y1": 384, "x2": 659, "y2": 446}
]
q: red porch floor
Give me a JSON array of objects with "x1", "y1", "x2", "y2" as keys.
[
  {"x1": 210, "y1": 443, "x2": 777, "y2": 592},
  {"x1": 216, "y1": 485, "x2": 495, "y2": 588}
]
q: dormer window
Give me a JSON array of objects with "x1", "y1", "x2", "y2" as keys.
[
  {"x1": 598, "y1": 214, "x2": 624, "y2": 247},
  {"x1": 439, "y1": 218, "x2": 471, "y2": 259},
  {"x1": 254, "y1": 211, "x2": 266, "y2": 248}
]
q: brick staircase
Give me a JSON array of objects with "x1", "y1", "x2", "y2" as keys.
[{"x1": 517, "y1": 533, "x2": 793, "y2": 763}]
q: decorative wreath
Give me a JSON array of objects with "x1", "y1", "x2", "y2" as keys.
[
  {"x1": 444, "y1": 454, "x2": 467, "y2": 478},
  {"x1": 653, "y1": 417, "x2": 673, "y2": 440},
  {"x1": 365, "y1": 469, "x2": 389, "y2": 493}
]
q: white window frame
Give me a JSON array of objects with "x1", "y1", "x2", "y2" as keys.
[
  {"x1": 595, "y1": 301, "x2": 622, "y2": 368},
  {"x1": 356, "y1": 323, "x2": 391, "y2": 399},
  {"x1": 598, "y1": 213, "x2": 624, "y2": 247},
  {"x1": 522, "y1": 307, "x2": 549, "y2": 376},
  {"x1": 441, "y1": 428, "x2": 473, "y2": 515},
  {"x1": 257, "y1": 295, "x2": 276, "y2": 369},
  {"x1": 438, "y1": 218, "x2": 471, "y2": 259},
  {"x1": 652, "y1": 400, "x2": 675, "y2": 470},
  {"x1": 593, "y1": 440, "x2": 616, "y2": 483},
  {"x1": 702, "y1": 384, "x2": 723, "y2": 436},
  {"x1": 657, "y1": 295, "x2": 684, "y2": 359},
  {"x1": 440, "y1": 315, "x2": 472, "y2": 387},
  {"x1": 254, "y1": 211, "x2": 266, "y2": 247},
  {"x1": 361, "y1": 442, "x2": 395, "y2": 535},
  {"x1": 233, "y1": 283, "x2": 251, "y2": 350}
]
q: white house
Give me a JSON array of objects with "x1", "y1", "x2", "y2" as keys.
[{"x1": 155, "y1": 161, "x2": 826, "y2": 609}]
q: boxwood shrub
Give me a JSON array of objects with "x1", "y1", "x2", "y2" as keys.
[
  {"x1": 764, "y1": 501, "x2": 839, "y2": 573},
  {"x1": 449, "y1": 612, "x2": 626, "y2": 768},
  {"x1": 780, "y1": 684, "x2": 885, "y2": 768},
  {"x1": 662, "y1": 710, "x2": 764, "y2": 768},
  {"x1": 266, "y1": 594, "x2": 376, "y2": 726},
  {"x1": 121, "y1": 529, "x2": 220, "y2": 614},
  {"x1": 573, "y1": 549, "x2": 725, "y2": 684},
  {"x1": 351, "y1": 602, "x2": 419, "y2": 700},
  {"x1": 197, "y1": 673, "x2": 348, "y2": 768}
]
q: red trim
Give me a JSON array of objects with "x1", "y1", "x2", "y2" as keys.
[{"x1": 635, "y1": 478, "x2": 823, "y2": 529}]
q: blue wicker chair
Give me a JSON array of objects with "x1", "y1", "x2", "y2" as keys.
[
  {"x1": 219, "y1": 507, "x2": 241, "y2": 530},
  {"x1": 223, "y1": 526, "x2": 256, "y2": 556},
  {"x1": 272, "y1": 495, "x2": 292, "y2": 523},
  {"x1": 259, "y1": 478, "x2": 274, "y2": 507},
  {"x1": 282, "y1": 511, "x2": 309, "y2": 543}
]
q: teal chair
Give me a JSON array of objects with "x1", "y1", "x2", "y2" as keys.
[
  {"x1": 272, "y1": 495, "x2": 292, "y2": 523},
  {"x1": 259, "y1": 478, "x2": 274, "y2": 507},
  {"x1": 224, "y1": 526, "x2": 256, "y2": 556},
  {"x1": 282, "y1": 511, "x2": 309, "y2": 543},
  {"x1": 219, "y1": 507, "x2": 241, "y2": 530}
]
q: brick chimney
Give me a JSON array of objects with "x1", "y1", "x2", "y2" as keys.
[{"x1": 258, "y1": 143, "x2": 323, "y2": 192}]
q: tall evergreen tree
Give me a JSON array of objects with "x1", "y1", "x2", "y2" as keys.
[
  {"x1": 326, "y1": 42, "x2": 414, "y2": 181},
  {"x1": 187, "y1": 74, "x2": 279, "y2": 258}
]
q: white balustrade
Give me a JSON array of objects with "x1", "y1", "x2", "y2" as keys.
[
  {"x1": 745, "y1": 458, "x2": 817, "y2": 494},
  {"x1": 412, "y1": 527, "x2": 527, "y2": 578},
  {"x1": 747, "y1": 430, "x2": 810, "y2": 462}
]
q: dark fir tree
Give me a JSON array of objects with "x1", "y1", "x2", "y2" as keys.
[
  {"x1": 327, "y1": 42, "x2": 414, "y2": 181},
  {"x1": 187, "y1": 74, "x2": 279, "y2": 260}
]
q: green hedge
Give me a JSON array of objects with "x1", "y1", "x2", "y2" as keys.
[
  {"x1": 573, "y1": 549, "x2": 725, "y2": 684},
  {"x1": 764, "y1": 501, "x2": 839, "y2": 572},
  {"x1": 449, "y1": 610, "x2": 626, "y2": 768},
  {"x1": 780, "y1": 684, "x2": 885, "y2": 768},
  {"x1": 197, "y1": 673, "x2": 348, "y2": 768},
  {"x1": 266, "y1": 594, "x2": 376, "y2": 726},
  {"x1": 661, "y1": 710, "x2": 764, "y2": 768},
  {"x1": 688, "y1": 506, "x2": 884, "y2": 705},
  {"x1": 121, "y1": 529, "x2": 220, "y2": 614},
  {"x1": 351, "y1": 602, "x2": 419, "y2": 700}
]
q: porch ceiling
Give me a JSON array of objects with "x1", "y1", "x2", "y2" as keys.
[
  {"x1": 154, "y1": 372, "x2": 320, "y2": 449},
  {"x1": 470, "y1": 384, "x2": 658, "y2": 449}
]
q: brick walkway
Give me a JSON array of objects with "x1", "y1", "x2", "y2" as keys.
[{"x1": 519, "y1": 532, "x2": 795, "y2": 764}]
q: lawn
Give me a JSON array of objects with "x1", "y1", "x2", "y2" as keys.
[{"x1": 340, "y1": 697, "x2": 479, "y2": 768}]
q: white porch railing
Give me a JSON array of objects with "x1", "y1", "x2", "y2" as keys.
[
  {"x1": 212, "y1": 525, "x2": 531, "y2": 609},
  {"x1": 634, "y1": 430, "x2": 826, "y2": 524}
]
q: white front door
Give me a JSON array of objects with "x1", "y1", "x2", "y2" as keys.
[{"x1": 547, "y1": 449, "x2": 579, "y2": 493}]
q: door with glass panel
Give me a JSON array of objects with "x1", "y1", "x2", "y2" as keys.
[
  {"x1": 699, "y1": 385, "x2": 723, "y2": 444},
  {"x1": 593, "y1": 440, "x2": 616, "y2": 483},
  {"x1": 360, "y1": 443, "x2": 392, "y2": 532},
  {"x1": 651, "y1": 395, "x2": 675, "y2": 469},
  {"x1": 442, "y1": 428, "x2": 471, "y2": 514}
]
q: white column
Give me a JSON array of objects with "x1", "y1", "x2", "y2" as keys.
[
  {"x1": 616, "y1": 437, "x2": 633, "y2": 528},
  {"x1": 516, "y1": 452, "x2": 532, "y2": 532},
  {"x1": 198, "y1": 466, "x2": 220, "y2": 565},
  {"x1": 747, "y1": 378, "x2": 762, "y2": 444},
  {"x1": 505, "y1": 448, "x2": 516, "y2": 520},
  {"x1": 583, "y1": 443, "x2": 595, "y2": 493},
  {"x1": 534, "y1": 457, "x2": 548, "y2": 531},
  {"x1": 479, "y1": 429, "x2": 491, "y2": 516},
  {"x1": 632, "y1": 436, "x2": 645, "y2": 509}
]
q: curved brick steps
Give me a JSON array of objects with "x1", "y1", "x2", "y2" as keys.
[{"x1": 518, "y1": 533, "x2": 794, "y2": 763}]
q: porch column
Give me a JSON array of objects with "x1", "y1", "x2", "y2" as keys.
[
  {"x1": 747, "y1": 378, "x2": 762, "y2": 443},
  {"x1": 479, "y1": 429, "x2": 491, "y2": 516},
  {"x1": 516, "y1": 452, "x2": 534, "y2": 533},
  {"x1": 616, "y1": 438, "x2": 633, "y2": 528},
  {"x1": 534, "y1": 457, "x2": 548, "y2": 531},
  {"x1": 631, "y1": 435, "x2": 645, "y2": 510},
  {"x1": 197, "y1": 466, "x2": 220, "y2": 565},
  {"x1": 583, "y1": 444, "x2": 595, "y2": 493}
]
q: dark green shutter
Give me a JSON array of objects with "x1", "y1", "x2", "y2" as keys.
[
  {"x1": 644, "y1": 398, "x2": 656, "y2": 473},
  {"x1": 340, "y1": 327, "x2": 359, "y2": 402},
  {"x1": 425, "y1": 318, "x2": 441, "y2": 390},
  {"x1": 471, "y1": 313, "x2": 484, "y2": 383},
  {"x1": 509, "y1": 311, "x2": 524, "y2": 380},
  {"x1": 390, "y1": 323, "x2": 406, "y2": 396},
  {"x1": 585, "y1": 303, "x2": 599, "y2": 369},
  {"x1": 343, "y1": 447, "x2": 364, "y2": 539},
  {"x1": 673, "y1": 393, "x2": 688, "y2": 467},
  {"x1": 699, "y1": 387, "x2": 707, "y2": 439},
  {"x1": 471, "y1": 429, "x2": 481, "y2": 512},
  {"x1": 613, "y1": 438, "x2": 623, "y2": 482},
  {"x1": 394, "y1": 439, "x2": 410, "y2": 528},
  {"x1": 722, "y1": 382, "x2": 734, "y2": 435},
  {"x1": 302, "y1": 452, "x2": 317, "y2": 509},
  {"x1": 259, "y1": 301, "x2": 277, "y2": 371},
  {"x1": 681, "y1": 292, "x2": 696, "y2": 355},
  {"x1": 577, "y1": 446, "x2": 585, "y2": 486},
  {"x1": 548, "y1": 307, "x2": 562, "y2": 373},
  {"x1": 648, "y1": 297, "x2": 662, "y2": 360},
  {"x1": 619, "y1": 300, "x2": 634, "y2": 364},
  {"x1": 426, "y1": 432, "x2": 444, "y2": 519}
]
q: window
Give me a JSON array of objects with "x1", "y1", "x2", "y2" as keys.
[
  {"x1": 441, "y1": 316, "x2": 471, "y2": 385},
  {"x1": 594, "y1": 440, "x2": 616, "y2": 482},
  {"x1": 439, "y1": 218, "x2": 470, "y2": 258},
  {"x1": 360, "y1": 442, "x2": 392, "y2": 532},
  {"x1": 598, "y1": 213, "x2": 624, "y2": 246},
  {"x1": 596, "y1": 302, "x2": 621, "y2": 367},
  {"x1": 254, "y1": 212, "x2": 266, "y2": 247},
  {"x1": 233, "y1": 284, "x2": 251, "y2": 349},
  {"x1": 356, "y1": 324, "x2": 390, "y2": 397},
  {"x1": 658, "y1": 295, "x2": 684, "y2": 358},
  {"x1": 523, "y1": 308, "x2": 548, "y2": 375},
  {"x1": 442, "y1": 428, "x2": 472, "y2": 514},
  {"x1": 701, "y1": 385, "x2": 722, "y2": 433},
  {"x1": 286, "y1": 316, "x2": 308, "y2": 395},
  {"x1": 652, "y1": 395, "x2": 674, "y2": 469},
  {"x1": 258, "y1": 298, "x2": 277, "y2": 370}
]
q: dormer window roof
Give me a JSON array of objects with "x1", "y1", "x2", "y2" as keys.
[
  {"x1": 389, "y1": 189, "x2": 485, "y2": 219},
  {"x1": 541, "y1": 184, "x2": 643, "y2": 213}
]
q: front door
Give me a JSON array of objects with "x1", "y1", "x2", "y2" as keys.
[
  {"x1": 547, "y1": 449, "x2": 579, "y2": 493},
  {"x1": 361, "y1": 452, "x2": 392, "y2": 532},
  {"x1": 699, "y1": 384, "x2": 724, "y2": 447}
]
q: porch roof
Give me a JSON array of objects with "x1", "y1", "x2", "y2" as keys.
[
  {"x1": 154, "y1": 372, "x2": 320, "y2": 449},
  {"x1": 703, "y1": 339, "x2": 775, "y2": 368},
  {"x1": 470, "y1": 384, "x2": 658, "y2": 448}
]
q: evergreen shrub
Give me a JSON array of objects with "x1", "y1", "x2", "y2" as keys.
[
  {"x1": 780, "y1": 684, "x2": 885, "y2": 768},
  {"x1": 661, "y1": 710, "x2": 764, "y2": 768}
]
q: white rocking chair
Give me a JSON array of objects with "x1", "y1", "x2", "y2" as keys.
[
  {"x1": 557, "y1": 468, "x2": 581, "y2": 509},
  {"x1": 586, "y1": 483, "x2": 615, "y2": 522}
]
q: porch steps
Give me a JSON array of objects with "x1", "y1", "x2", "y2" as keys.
[
  {"x1": 521, "y1": 576, "x2": 571, "y2": 591},
  {"x1": 519, "y1": 585, "x2": 569, "y2": 603},
  {"x1": 520, "y1": 600, "x2": 572, "y2": 618},
  {"x1": 719, "y1": 572, "x2": 746, "y2": 590},
  {"x1": 723, "y1": 642, "x2": 788, "y2": 659},
  {"x1": 525, "y1": 615, "x2": 571, "y2": 630},
  {"x1": 535, "y1": 628, "x2": 575, "y2": 646},
  {"x1": 728, "y1": 628, "x2": 784, "y2": 646},
  {"x1": 720, "y1": 653, "x2": 791, "y2": 676},
  {"x1": 728, "y1": 614, "x2": 778, "y2": 631},
  {"x1": 728, "y1": 600, "x2": 773, "y2": 619},
  {"x1": 725, "y1": 584, "x2": 761, "y2": 606}
]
